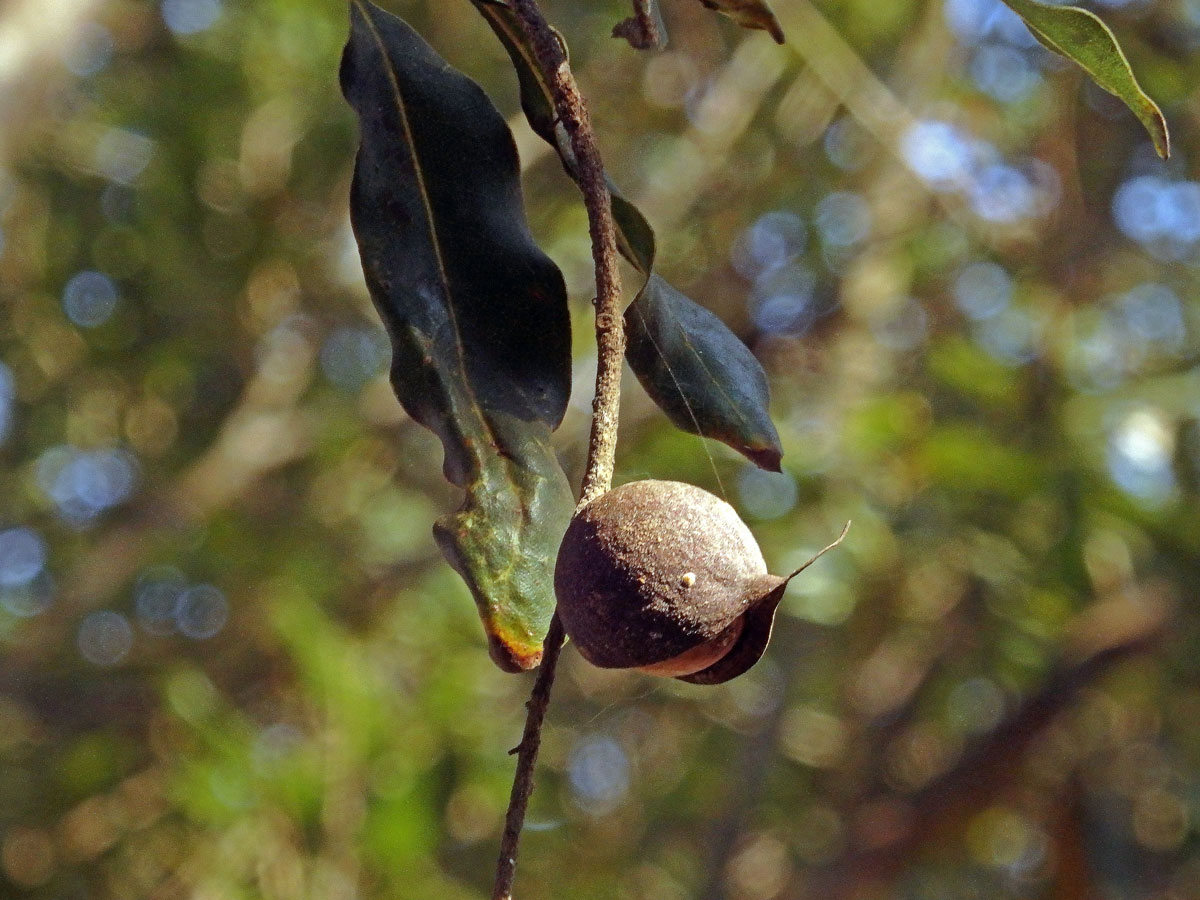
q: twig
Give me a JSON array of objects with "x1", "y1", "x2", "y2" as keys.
[
  {"x1": 507, "y1": 0, "x2": 625, "y2": 509},
  {"x1": 613, "y1": 0, "x2": 663, "y2": 50},
  {"x1": 491, "y1": 1, "x2": 627, "y2": 898},
  {"x1": 492, "y1": 614, "x2": 567, "y2": 900}
]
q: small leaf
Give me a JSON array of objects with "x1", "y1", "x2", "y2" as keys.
[
  {"x1": 340, "y1": 0, "x2": 574, "y2": 671},
  {"x1": 1002, "y1": 0, "x2": 1169, "y2": 158},
  {"x1": 626, "y1": 275, "x2": 783, "y2": 471},
  {"x1": 610, "y1": 184, "x2": 656, "y2": 275},
  {"x1": 695, "y1": 0, "x2": 784, "y2": 43}
]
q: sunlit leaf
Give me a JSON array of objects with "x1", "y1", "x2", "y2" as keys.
[
  {"x1": 340, "y1": 0, "x2": 574, "y2": 672},
  {"x1": 1002, "y1": 0, "x2": 1169, "y2": 158},
  {"x1": 474, "y1": 0, "x2": 783, "y2": 470},
  {"x1": 626, "y1": 275, "x2": 783, "y2": 471},
  {"x1": 695, "y1": 0, "x2": 784, "y2": 43}
]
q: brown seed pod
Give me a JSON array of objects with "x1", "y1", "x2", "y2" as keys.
[{"x1": 554, "y1": 479, "x2": 848, "y2": 684}]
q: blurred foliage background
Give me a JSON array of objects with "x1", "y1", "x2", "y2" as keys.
[{"x1": 1, "y1": 0, "x2": 1199, "y2": 898}]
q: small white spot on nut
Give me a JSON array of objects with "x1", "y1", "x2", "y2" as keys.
[{"x1": 680, "y1": 572, "x2": 696, "y2": 588}]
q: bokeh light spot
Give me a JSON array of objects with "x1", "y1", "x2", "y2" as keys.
[
  {"x1": 0, "y1": 362, "x2": 11, "y2": 445},
  {"x1": 134, "y1": 567, "x2": 188, "y2": 636},
  {"x1": 1118, "y1": 283, "x2": 1186, "y2": 350},
  {"x1": 0, "y1": 527, "x2": 47, "y2": 588},
  {"x1": 750, "y1": 263, "x2": 817, "y2": 335},
  {"x1": 567, "y1": 735, "x2": 630, "y2": 816},
  {"x1": 175, "y1": 584, "x2": 229, "y2": 640},
  {"x1": 873, "y1": 298, "x2": 929, "y2": 351},
  {"x1": 968, "y1": 164, "x2": 1037, "y2": 222},
  {"x1": 1108, "y1": 407, "x2": 1176, "y2": 504},
  {"x1": 967, "y1": 806, "x2": 1047, "y2": 874},
  {"x1": 62, "y1": 271, "x2": 119, "y2": 328},
  {"x1": 974, "y1": 306, "x2": 1039, "y2": 365},
  {"x1": 61, "y1": 22, "x2": 114, "y2": 77},
  {"x1": 0, "y1": 826, "x2": 55, "y2": 888},
  {"x1": 969, "y1": 43, "x2": 1041, "y2": 103},
  {"x1": 1, "y1": 573, "x2": 54, "y2": 619},
  {"x1": 161, "y1": 0, "x2": 223, "y2": 35},
  {"x1": 814, "y1": 191, "x2": 872, "y2": 248},
  {"x1": 737, "y1": 467, "x2": 798, "y2": 520},
  {"x1": 320, "y1": 325, "x2": 389, "y2": 392},
  {"x1": 77, "y1": 611, "x2": 134, "y2": 667},
  {"x1": 35, "y1": 445, "x2": 139, "y2": 527},
  {"x1": 1112, "y1": 176, "x2": 1200, "y2": 258},
  {"x1": 823, "y1": 117, "x2": 871, "y2": 171},
  {"x1": 902, "y1": 120, "x2": 1054, "y2": 223},
  {"x1": 94, "y1": 129, "x2": 155, "y2": 186},
  {"x1": 901, "y1": 120, "x2": 973, "y2": 191},
  {"x1": 945, "y1": 0, "x2": 1035, "y2": 46},
  {"x1": 953, "y1": 261, "x2": 1012, "y2": 320},
  {"x1": 731, "y1": 211, "x2": 805, "y2": 280}
]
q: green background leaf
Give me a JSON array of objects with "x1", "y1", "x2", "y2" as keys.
[
  {"x1": 340, "y1": 0, "x2": 573, "y2": 671},
  {"x1": 1002, "y1": 0, "x2": 1169, "y2": 157}
]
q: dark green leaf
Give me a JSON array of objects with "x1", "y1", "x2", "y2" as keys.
[
  {"x1": 626, "y1": 275, "x2": 782, "y2": 471},
  {"x1": 695, "y1": 0, "x2": 784, "y2": 43},
  {"x1": 474, "y1": 1, "x2": 783, "y2": 470},
  {"x1": 340, "y1": 0, "x2": 573, "y2": 672},
  {"x1": 1002, "y1": 0, "x2": 1169, "y2": 158},
  {"x1": 610, "y1": 184, "x2": 657, "y2": 275}
]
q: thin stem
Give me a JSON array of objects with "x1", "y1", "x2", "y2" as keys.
[
  {"x1": 491, "y1": 1, "x2": 627, "y2": 898},
  {"x1": 491, "y1": 614, "x2": 566, "y2": 900}
]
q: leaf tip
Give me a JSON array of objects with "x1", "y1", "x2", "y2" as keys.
[
  {"x1": 1154, "y1": 118, "x2": 1171, "y2": 159},
  {"x1": 744, "y1": 445, "x2": 783, "y2": 472},
  {"x1": 489, "y1": 632, "x2": 543, "y2": 672}
]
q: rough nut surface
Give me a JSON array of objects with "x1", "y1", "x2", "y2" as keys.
[{"x1": 555, "y1": 479, "x2": 767, "y2": 668}]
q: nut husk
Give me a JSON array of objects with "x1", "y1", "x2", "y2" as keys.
[
  {"x1": 554, "y1": 480, "x2": 780, "y2": 679},
  {"x1": 676, "y1": 574, "x2": 786, "y2": 684}
]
